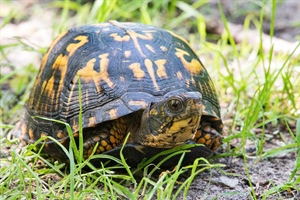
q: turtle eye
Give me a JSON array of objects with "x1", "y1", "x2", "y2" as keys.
[{"x1": 167, "y1": 98, "x2": 183, "y2": 112}]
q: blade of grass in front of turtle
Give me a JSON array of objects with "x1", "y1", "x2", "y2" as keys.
[
  {"x1": 13, "y1": 151, "x2": 48, "y2": 197},
  {"x1": 109, "y1": 180, "x2": 137, "y2": 200},
  {"x1": 33, "y1": 116, "x2": 78, "y2": 158},
  {"x1": 33, "y1": 116, "x2": 76, "y2": 198},
  {"x1": 119, "y1": 133, "x2": 137, "y2": 186},
  {"x1": 146, "y1": 150, "x2": 189, "y2": 177},
  {"x1": 77, "y1": 75, "x2": 84, "y2": 164},
  {"x1": 148, "y1": 153, "x2": 187, "y2": 200},
  {"x1": 133, "y1": 143, "x2": 200, "y2": 173}
]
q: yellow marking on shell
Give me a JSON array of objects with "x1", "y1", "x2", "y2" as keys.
[
  {"x1": 176, "y1": 71, "x2": 183, "y2": 79},
  {"x1": 77, "y1": 54, "x2": 114, "y2": 89},
  {"x1": 124, "y1": 50, "x2": 131, "y2": 58},
  {"x1": 129, "y1": 63, "x2": 145, "y2": 79},
  {"x1": 175, "y1": 48, "x2": 203, "y2": 74},
  {"x1": 66, "y1": 35, "x2": 89, "y2": 57},
  {"x1": 37, "y1": 54, "x2": 68, "y2": 111},
  {"x1": 160, "y1": 46, "x2": 168, "y2": 52},
  {"x1": 99, "y1": 53, "x2": 114, "y2": 88},
  {"x1": 120, "y1": 76, "x2": 125, "y2": 81},
  {"x1": 109, "y1": 109, "x2": 118, "y2": 119},
  {"x1": 88, "y1": 116, "x2": 96, "y2": 127},
  {"x1": 37, "y1": 36, "x2": 89, "y2": 111},
  {"x1": 128, "y1": 100, "x2": 148, "y2": 107},
  {"x1": 155, "y1": 59, "x2": 168, "y2": 79},
  {"x1": 65, "y1": 75, "x2": 77, "y2": 114},
  {"x1": 144, "y1": 59, "x2": 159, "y2": 90},
  {"x1": 31, "y1": 31, "x2": 68, "y2": 99},
  {"x1": 72, "y1": 119, "x2": 78, "y2": 132},
  {"x1": 211, "y1": 110, "x2": 218, "y2": 118},
  {"x1": 57, "y1": 131, "x2": 66, "y2": 139},
  {"x1": 76, "y1": 58, "x2": 101, "y2": 93},
  {"x1": 201, "y1": 104, "x2": 207, "y2": 113},
  {"x1": 41, "y1": 132, "x2": 47, "y2": 137},
  {"x1": 198, "y1": 81, "x2": 204, "y2": 93},
  {"x1": 145, "y1": 44, "x2": 155, "y2": 53},
  {"x1": 21, "y1": 123, "x2": 27, "y2": 136},
  {"x1": 127, "y1": 31, "x2": 153, "y2": 57},
  {"x1": 167, "y1": 30, "x2": 195, "y2": 50},
  {"x1": 56, "y1": 36, "x2": 88, "y2": 94},
  {"x1": 109, "y1": 33, "x2": 130, "y2": 42},
  {"x1": 94, "y1": 23, "x2": 110, "y2": 27},
  {"x1": 73, "y1": 132, "x2": 79, "y2": 137},
  {"x1": 28, "y1": 128, "x2": 34, "y2": 141}
]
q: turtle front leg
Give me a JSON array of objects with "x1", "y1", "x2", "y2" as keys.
[
  {"x1": 82, "y1": 119, "x2": 127, "y2": 158},
  {"x1": 193, "y1": 123, "x2": 222, "y2": 151}
]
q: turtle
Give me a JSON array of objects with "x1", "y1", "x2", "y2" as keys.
[{"x1": 12, "y1": 20, "x2": 223, "y2": 167}]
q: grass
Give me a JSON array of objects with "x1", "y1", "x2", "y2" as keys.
[{"x1": 1, "y1": 0, "x2": 299, "y2": 199}]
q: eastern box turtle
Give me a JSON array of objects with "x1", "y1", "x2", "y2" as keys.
[{"x1": 12, "y1": 21, "x2": 223, "y2": 167}]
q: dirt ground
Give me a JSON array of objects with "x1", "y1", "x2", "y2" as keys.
[
  {"x1": 177, "y1": 132, "x2": 298, "y2": 199},
  {"x1": 1, "y1": 1, "x2": 299, "y2": 199}
]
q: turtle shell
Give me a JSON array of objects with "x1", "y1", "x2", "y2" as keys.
[{"x1": 13, "y1": 21, "x2": 223, "y2": 165}]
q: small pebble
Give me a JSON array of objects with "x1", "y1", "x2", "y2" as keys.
[{"x1": 212, "y1": 176, "x2": 239, "y2": 189}]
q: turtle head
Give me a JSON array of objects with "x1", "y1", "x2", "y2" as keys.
[{"x1": 134, "y1": 91, "x2": 202, "y2": 148}]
